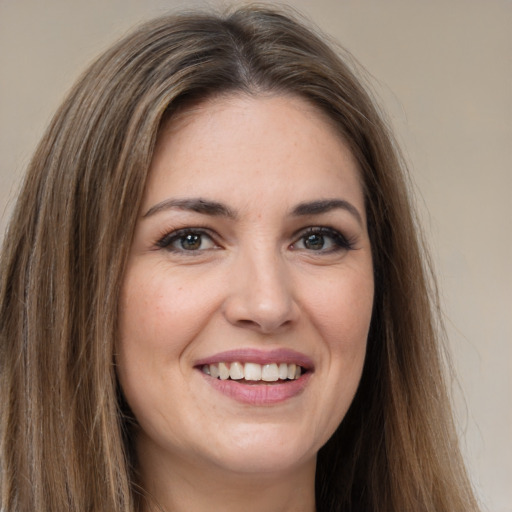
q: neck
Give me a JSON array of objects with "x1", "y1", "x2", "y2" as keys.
[{"x1": 136, "y1": 441, "x2": 317, "y2": 512}]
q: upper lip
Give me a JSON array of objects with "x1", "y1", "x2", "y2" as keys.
[{"x1": 194, "y1": 348, "x2": 315, "y2": 371}]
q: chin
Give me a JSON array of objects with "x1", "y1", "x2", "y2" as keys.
[
  {"x1": 200, "y1": 423, "x2": 322, "y2": 476},
  {"x1": 210, "y1": 447, "x2": 316, "y2": 477}
]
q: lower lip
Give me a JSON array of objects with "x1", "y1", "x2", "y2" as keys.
[{"x1": 200, "y1": 372, "x2": 311, "y2": 405}]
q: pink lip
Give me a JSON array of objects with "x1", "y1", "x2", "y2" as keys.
[
  {"x1": 200, "y1": 371, "x2": 312, "y2": 405},
  {"x1": 194, "y1": 348, "x2": 314, "y2": 370}
]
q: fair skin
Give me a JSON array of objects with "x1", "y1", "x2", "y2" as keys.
[{"x1": 117, "y1": 94, "x2": 374, "y2": 512}]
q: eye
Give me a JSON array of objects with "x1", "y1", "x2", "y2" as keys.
[
  {"x1": 156, "y1": 229, "x2": 218, "y2": 252},
  {"x1": 291, "y1": 227, "x2": 353, "y2": 253}
]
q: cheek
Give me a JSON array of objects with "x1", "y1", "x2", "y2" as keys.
[
  {"x1": 116, "y1": 269, "x2": 185, "y2": 406},
  {"x1": 117, "y1": 265, "x2": 214, "y2": 357},
  {"x1": 307, "y1": 269, "x2": 374, "y2": 352},
  {"x1": 295, "y1": 268, "x2": 373, "y2": 443},
  {"x1": 115, "y1": 267, "x2": 210, "y2": 428},
  {"x1": 307, "y1": 268, "x2": 372, "y2": 400}
]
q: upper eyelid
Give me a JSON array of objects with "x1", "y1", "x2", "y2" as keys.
[
  {"x1": 157, "y1": 226, "x2": 217, "y2": 239},
  {"x1": 291, "y1": 225, "x2": 346, "y2": 239},
  {"x1": 157, "y1": 225, "x2": 342, "y2": 238},
  {"x1": 156, "y1": 227, "x2": 218, "y2": 248}
]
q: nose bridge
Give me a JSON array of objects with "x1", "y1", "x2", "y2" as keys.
[{"x1": 223, "y1": 241, "x2": 298, "y2": 333}]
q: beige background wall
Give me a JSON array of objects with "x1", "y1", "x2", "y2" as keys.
[{"x1": 1, "y1": 1, "x2": 510, "y2": 510}]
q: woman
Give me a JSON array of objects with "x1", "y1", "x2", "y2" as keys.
[{"x1": 0, "y1": 5, "x2": 480, "y2": 512}]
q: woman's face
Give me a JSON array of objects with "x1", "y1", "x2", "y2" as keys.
[{"x1": 117, "y1": 94, "x2": 374, "y2": 480}]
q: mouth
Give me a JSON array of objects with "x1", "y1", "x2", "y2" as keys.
[{"x1": 194, "y1": 349, "x2": 314, "y2": 404}]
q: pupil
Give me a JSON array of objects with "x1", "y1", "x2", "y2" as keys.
[
  {"x1": 181, "y1": 234, "x2": 201, "y2": 250},
  {"x1": 304, "y1": 234, "x2": 324, "y2": 250}
]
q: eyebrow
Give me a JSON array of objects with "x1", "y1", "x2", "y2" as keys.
[
  {"x1": 143, "y1": 197, "x2": 363, "y2": 226},
  {"x1": 143, "y1": 198, "x2": 237, "y2": 219},
  {"x1": 291, "y1": 199, "x2": 363, "y2": 227}
]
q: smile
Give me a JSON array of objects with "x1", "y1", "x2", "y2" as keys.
[
  {"x1": 195, "y1": 349, "x2": 313, "y2": 405},
  {"x1": 201, "y1": 362, "x2": 302, "y2": 381}
]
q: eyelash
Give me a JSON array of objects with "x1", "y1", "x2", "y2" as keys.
[
  {"x1": 155, "y1": 226, "x2": 354, "y2": 254},
  {"x1": 156, "y1": 227, "x2": 217, "y2": 253},
  {"x1": 290, "y1": 227, "x2": 354, "y2": 253}
]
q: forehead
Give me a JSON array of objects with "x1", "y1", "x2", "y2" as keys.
[
  {"x1": 158, "y1": 92, "x2": 348, "y2": 156},
  {"x1": 144, "y1": 93, "x2": 364, "y2": 217}
]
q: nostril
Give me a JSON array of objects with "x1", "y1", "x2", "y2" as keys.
[{"x1": 234, "y1": 317, "x2": 293, "y2": 334}]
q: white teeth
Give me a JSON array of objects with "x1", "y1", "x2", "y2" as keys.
[
  {"x1": 278, "y1": 363, "x2": 288, "y2": 380},
  {"x1": 262, "y1": 363, "x2": 279, "y2": 382},
  {"x1": 210, "y1": 364, "x2": 219, "y2": 379},
  {"x1": 201, "y1": 361, "x2": 304, "y2": 382},
  {"x1": 244, "y1": 362, "x2": 262, "y2": 381},
  {"x1": 219, "y1": 362, "x2": 230, "y2": 380},
  {"x1": 229, "y1": 361, "x2": 244, "y2": 380}
]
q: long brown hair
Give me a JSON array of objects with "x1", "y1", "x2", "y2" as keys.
[{"x1": 0, "y1": 5, "x2": 479, "y2": 511}]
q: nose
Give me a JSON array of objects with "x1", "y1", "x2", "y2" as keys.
[{"x1": 222, "y1": 248, "x2": 299, "y2": 334}]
